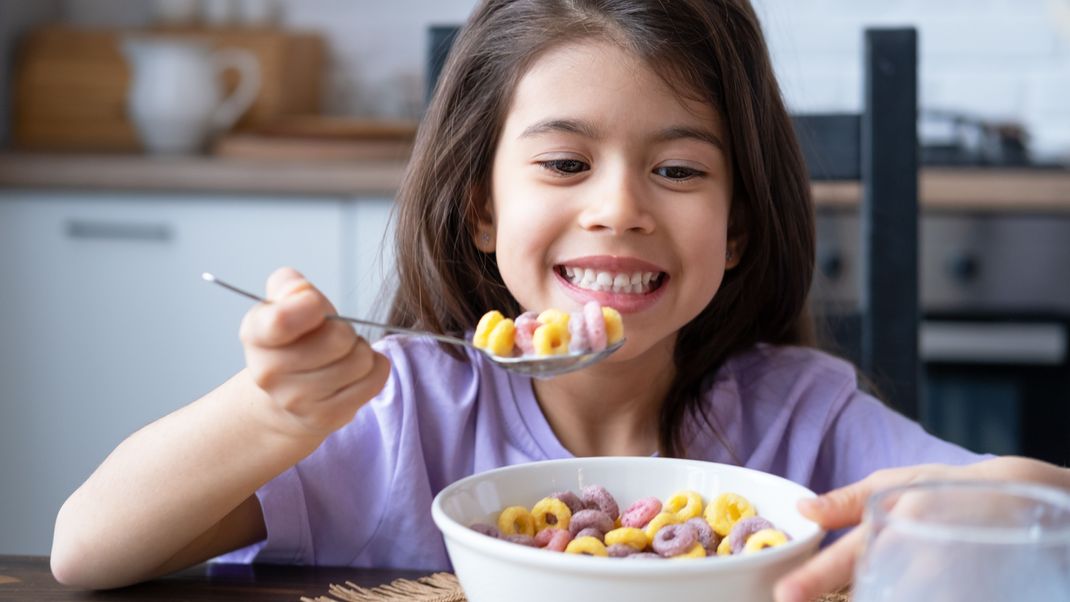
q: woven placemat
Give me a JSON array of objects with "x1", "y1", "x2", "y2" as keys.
[{"x1": 300, "y1": 573, "x2": 850, "y2": 602}]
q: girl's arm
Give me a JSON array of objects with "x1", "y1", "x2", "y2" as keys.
[
  {"x1": 51, "y1": 268, "x2": 391, "y2": 589},
  {"x1": 773, "y1": 457, "x2": 1070, "y2": 602}
]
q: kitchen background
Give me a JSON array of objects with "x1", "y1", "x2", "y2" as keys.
[{"x1": 1, "y1": 0, "x2": 1068, "y2": 555}]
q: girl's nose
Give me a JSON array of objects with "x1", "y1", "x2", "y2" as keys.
[{"x1": 577, "y1": 168, "x2": 656, "y2": 235}]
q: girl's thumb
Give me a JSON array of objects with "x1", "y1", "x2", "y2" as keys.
[{"x1": 797, "y1": 484, "x2": 870, "y2": 530}]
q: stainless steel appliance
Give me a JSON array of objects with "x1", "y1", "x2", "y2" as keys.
[{"x1": 812, "y1": 208, "x2": 1070, "y2": 464}]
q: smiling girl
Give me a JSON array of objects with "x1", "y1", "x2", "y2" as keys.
[{"x1": 51, "y1": 1, "x2": 1070, "y2": 600}]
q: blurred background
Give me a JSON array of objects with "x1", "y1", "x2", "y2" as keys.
[{"x1": 1, "y1": 0, "x2": 1068, "y2": 555}]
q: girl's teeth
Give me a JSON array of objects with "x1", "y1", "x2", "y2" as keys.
[{"x1": 562, "y1": 267, "x2": 661, "y2": 293}]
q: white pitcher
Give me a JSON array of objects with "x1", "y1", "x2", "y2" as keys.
[{"x1": 122, "y1": 36, "x2": 260, "y2": 154}]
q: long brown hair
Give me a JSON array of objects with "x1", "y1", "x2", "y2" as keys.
[{"x1": 388, "y1": 0, "x2": 815, "y2": 457}]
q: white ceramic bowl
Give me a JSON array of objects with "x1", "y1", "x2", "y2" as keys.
[{"x1": 431, "y1": 457, "x2": 824, "y2": 602}]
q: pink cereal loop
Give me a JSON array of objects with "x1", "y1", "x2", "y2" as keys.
[
  {"x1": 621, "y1": 497, "x2": 662, "y2": 528},
  {"x1": 582, "y1": 301, "x2": 607, "y2": 352},
  {"x1": 546, "y1": 528, "x2": 573, "y2": 552}
]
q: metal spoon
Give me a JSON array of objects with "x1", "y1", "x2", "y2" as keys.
[{"x1": 202, "y1": 273, "x2": 625, "y2": 379}]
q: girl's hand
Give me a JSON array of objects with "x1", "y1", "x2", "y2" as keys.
[
  {"x1": 240, "y1": 267, "x2": 390, "y2": 439},
  {"x1": 773, "y1": 457, "x2": 1070, "y2": 602}
]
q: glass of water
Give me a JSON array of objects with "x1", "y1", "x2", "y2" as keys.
[{"x1": 853, "y1": 480, "x2": 1070, "y2": 601}]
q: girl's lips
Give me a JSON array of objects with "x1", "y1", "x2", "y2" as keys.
[{"x1": 554, "y1": 268, "x2": 668, "y2": 313}]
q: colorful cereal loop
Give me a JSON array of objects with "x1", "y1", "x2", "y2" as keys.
[
  {"x1": 743, "y1": 528, "x2": 789, "y2": 553},
  {"x1": 716, "y1": 534, "x2": 733, "y2": 556},
  {"x1": 473, "y1": 310, "x2": 504, "y2": 349},
  {"x1": 565, "y1": 535, "x2": 609, "y2": 557},
  {"x1": 671, "y1": 542, "x2": 708, "y2": 559},
  {"x1": 664, "y1": 490, "x2": 704, "y2": 521},
  {"x1": 602, "y1": 306, "x2": 624, "y2": 344},
  {"x1": 604, "y1": 527, "x2": 648, "y2": 551},
  {"x1": 643, "y1": 511, "x2": 680, "y2": 540},
  {"x1": 536, "y1": 308, "x2": 570, "y2": 328},
  {"x1": 705, "y1": 492, "x2": 756, "y2": 536},
  {"x1": 486, "y1": 318, "x2": 516, "y2": 356},
  {"x1": 531, "y1": 497, "x2": 572, "y2": 532},
  {"x1": 497, "y1": 505, "x2": 535, "y2": 537},
  {"x1": 532, "y1": 321, "x2": 570, "y2": 356}
]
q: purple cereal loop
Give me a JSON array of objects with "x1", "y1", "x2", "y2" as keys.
[
  {"x1": 506, "y1": 534, "x2": 538, "y2": 547},
  {"x1": 686, "y1": 517, "x2": 721, "y2": 555},
  {"x1": 621, "y1": 497, "x2": 662, "y2": 528},
  {"x1": 551, "y1": 491, "x2": 584, "y2": 515},
  {"x1": 606, "y1": 543, "x2": 638, "y2": 558},
  {"x1": 581, "y1": 485, "x2": 620, "y2": 520},
  {"x1": 685, "y1": 517, "x2": 714, "y2": 547},
  {"x1": 727, "y1": 516, "x2": 775, "y2": 554},
  {"x1": 568, "y1": 509, "x2": 614, "y2": 537},
  {"x1": 652, "y1": 523, "x2": 698, "y2": 558},
  {"x1": 575, "y1": 527, "x2": 604, "y2": 541},
  {"x1": 626, "y1": 552, "x2": 663, "y2": 559},
  {"x1": 469, "y1": 523, "x2": 501, "y2": 539}
]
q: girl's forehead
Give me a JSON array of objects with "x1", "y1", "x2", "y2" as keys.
[{"x1": 504, "y1": 39, "x2": 724, "y2": 137}]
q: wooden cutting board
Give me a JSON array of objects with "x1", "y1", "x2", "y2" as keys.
[
  {"x1": 212, "y1": 116, "x2": 418, "y2": 161},
  {"x1": 12, "y1": 25, "x2": 326, "y2": 152}
]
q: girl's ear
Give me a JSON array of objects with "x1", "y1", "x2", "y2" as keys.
[
  {"x1": 471, "y1": 186, "x2": 497, "y2": 253},
  {"x1": 725, "y1": 201, "x2": 748, "y2": 270}
]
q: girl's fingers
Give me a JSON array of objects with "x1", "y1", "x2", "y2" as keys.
[
  {"x1": 800, "y1": 464, "x2": 953, "y2": 530},
  {"x1": 254, "y1": 337, "x2": 379, "y2": 407},
  {"x1": 240, "y1": 286, "x2": 331, "y2": 348},
  {"x1": 265, "y1": 267, "x2": 310, "y2": 300},
  {"x1": 245, "y1": 318, "x2": 358, "y2": 375},
  {"x1": 773, "y1": 525, "x2": 866, "y2": 602}
]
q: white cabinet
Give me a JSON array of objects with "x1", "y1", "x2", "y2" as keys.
[{"x1": 0, "y1": 190, "x2": 393, "y2": 554}]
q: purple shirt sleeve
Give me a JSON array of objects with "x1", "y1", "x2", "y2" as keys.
[{"x1": 810, "y1": 389, "x2": 990, "y2": 494}]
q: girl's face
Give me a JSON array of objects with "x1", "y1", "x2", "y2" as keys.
[{"x1": 483, "y1": 40, "x2": 737, "y2": 361}]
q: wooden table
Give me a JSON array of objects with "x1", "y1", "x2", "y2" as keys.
[
  {"x1": 0, "y1": 555, "x2": 849, "y2": 601},
  {"x1": 0, "y1": 555, "x2": 428, "y2": 601}
]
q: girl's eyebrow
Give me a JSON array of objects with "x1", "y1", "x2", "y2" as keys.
[
  {"x1": 518, "y1": 118, "x2": 724, "y2": 151},
  {"x1": 519, "y1": 118, "x2": 600, "y2": 140}
]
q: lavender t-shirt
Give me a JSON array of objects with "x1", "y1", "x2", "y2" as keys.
[{"x1": 216, "y1": 336, "x2": 983, "y2": 570}]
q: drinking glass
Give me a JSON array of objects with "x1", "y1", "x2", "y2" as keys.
[{"x1": 852, "y1": 480, "x2": 1070, "y2": 601}]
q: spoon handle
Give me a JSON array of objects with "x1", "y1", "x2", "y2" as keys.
[{"x1": 202, "y1": 272, "x2": 475, "y2": 349}]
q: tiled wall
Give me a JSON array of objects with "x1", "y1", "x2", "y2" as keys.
[{"x1": 41, "y1": 0, "x2": 1070, "y2": 160}]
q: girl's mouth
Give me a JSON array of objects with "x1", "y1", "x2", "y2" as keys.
[{"x1": 555, "y1": 265, "x2": 666, "y2": 295}]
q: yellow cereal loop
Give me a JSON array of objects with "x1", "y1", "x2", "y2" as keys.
[
  {"x1": 473, "y1": 310, "x2": 504, "y2": 349},
  {"x1": 671, "y1": 543, "x2": 708, "y2": 559},
  {"x1": 743, "y1": 528, "x2": 789, "y2": 553},
  {"x1": 531, "y1": 497, "x2": 572, "y2": 533},
  {"x1": 643, "y1": 511, "x2": 680, "y2": 540},
  {"x1": 664, "y1": 490, "x2": 704, "y2": 521},
  {"x1": 716, "y1": 534, "x2": 733, "y2": 556},
  {"x1": 536, "y1": 308, "x2": 570, "y2": 328},
  {"x1": 605, "y1": 527, "x2": 648, "y2": 551},
  {"x1": 486, "y1": 318, "x2": 516, "y2": 357},
  {"x1": 705, "y1": 492, "x2": 756, "y2": 536},
  {"x1": 565, "y1": 535, "x2": 608, "y2": 557},
  {"x1": 602, "y1": 306, "x2": 623, "y2": 343},
  {"x1": 532, "y1": 321, "x2": 570, "y2": 356},
  {"x1": 497, "y1": 505, "x2": 535, "y2": 537}
]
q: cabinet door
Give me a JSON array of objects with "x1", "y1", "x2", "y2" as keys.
[{"x1": 0, "y1": 190, "x2": 347, "y2": 554}]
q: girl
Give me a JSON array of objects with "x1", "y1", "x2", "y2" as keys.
[{"x1": 51, "y1": 1, "x2": 1069, "y2": 601}]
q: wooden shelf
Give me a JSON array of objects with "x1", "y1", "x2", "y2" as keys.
[{"x1": 1, "y1": 153, "x2": 1069, "y2": 210}]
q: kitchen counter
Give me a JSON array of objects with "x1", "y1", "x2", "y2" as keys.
[{"x1": 1, "y1": 152, "x2": 1069, "y2": 210}]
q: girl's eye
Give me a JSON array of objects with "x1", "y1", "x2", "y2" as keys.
[
  {"x1": 654, "y1": 165, "x2": 704, "y2": 180},
  {"x1": 539, "y1": 159, "x2": 590, "y2": 175}
]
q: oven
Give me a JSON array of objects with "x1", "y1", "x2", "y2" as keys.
[{"x1": 812, "y1": 209, "x2": 1070, "y2": 465}]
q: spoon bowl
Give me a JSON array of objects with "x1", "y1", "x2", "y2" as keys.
[{"x1": 202, "y1": 272, "x2": 624, "y2": 379}]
